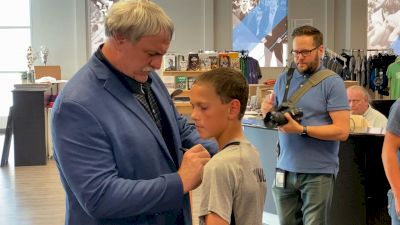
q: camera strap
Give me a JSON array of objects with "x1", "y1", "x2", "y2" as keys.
[
  {"x1": 287, "y1": 69, "x2": 336, "y2": 105},
  {"x1": 282, "y1": 68, "x2": 296, "y2": 102}
]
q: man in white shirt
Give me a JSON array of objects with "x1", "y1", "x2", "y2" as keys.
[{"x1": 347, "y1": 85, "x2": 388, "y2": 128}]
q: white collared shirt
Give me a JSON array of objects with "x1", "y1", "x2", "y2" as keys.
[{"x1": 363, "y1": 104, "x2": 388, "y2": 128}]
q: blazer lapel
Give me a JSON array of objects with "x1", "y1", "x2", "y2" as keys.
[
  {"x1": 97, "y1": 70, "x2": 177, "y2": 166},
  {"x1": 150, "y1": 76, "x2": 183, "y2": 165}
]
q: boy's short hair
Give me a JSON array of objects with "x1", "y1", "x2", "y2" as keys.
[{"x1": 195, "y1": 67, "x2": 249, "y2": 119}]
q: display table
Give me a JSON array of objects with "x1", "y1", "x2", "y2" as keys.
[{"x1": 242, "y1": 118, "x2": 390, "y2": 225}]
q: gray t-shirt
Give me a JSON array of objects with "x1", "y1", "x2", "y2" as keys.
[{"x1": 198, "y1": 140, "x2": 267, "y2": 225}]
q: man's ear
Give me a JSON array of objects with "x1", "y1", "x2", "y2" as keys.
[{"x1": 228, "y1": 99, "x2": 241, "y2": 120}]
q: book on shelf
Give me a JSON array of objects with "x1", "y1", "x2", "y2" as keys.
[
  {"x1": 229, "y1": 52, "x2": 241, "y2": 70},
  {"x1": 199, "y1": 52, "x2": 216, "y2": 71},
  {"x1": 187, "y1": 53, "x2": 200, "y2": 71},
  {"x1": 175, "y1": 76, "x2": 188, "y2": 90},
  {"x1": 187, "y1": 77, "x2": 196, "y2": 90},
  {"x1": 163, "y1": 53, "x2": 177, "y2": 71},
  {"x1": 219, "y1": 53, "x2": 230, "y2": 68},
  {"x1": 209, "y1": 55, "x2": 219, "y2": 69}
]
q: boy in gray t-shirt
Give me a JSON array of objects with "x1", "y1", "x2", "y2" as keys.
[{"x1": 190, "y1": 67, "x2": 267, "y2": 225}]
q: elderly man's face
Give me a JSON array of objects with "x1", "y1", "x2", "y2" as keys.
[{"x1": 347, "y1": 89, "x2": 369, "y2": 115}]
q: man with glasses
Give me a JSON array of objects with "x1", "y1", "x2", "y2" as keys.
[{"x1": 261, "y1": 25, "x2": 350, "y2": 225}]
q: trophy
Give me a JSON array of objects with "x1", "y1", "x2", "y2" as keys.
[
  {"x1": 26, "y1": 46, "x2": 37, "y2": 83},
  {"x1": 40, "y1": 45, "x2": 49, "y2": 66}
]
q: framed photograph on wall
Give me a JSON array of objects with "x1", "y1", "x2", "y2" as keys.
[{"x1": 87, "y1": 0, "x2": 119, "y2": 57}]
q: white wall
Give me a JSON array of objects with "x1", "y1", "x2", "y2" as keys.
[
  {"x1": 30, "y1": 0, "x2": 215, "y2": 80},
  {"x1": 155, "y1": 0, "x2": 214, "y2": 53},
  {"x1": 30, "y1": 0, "x2": 367, "y2": 81},
  {"x1": 31, "y1": 0, "x2": 87, "y2": 80}
]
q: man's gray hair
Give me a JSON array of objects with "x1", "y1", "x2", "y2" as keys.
[
  {"x1": 105, "y1": 0, "x2": 174, "y2": 43},
  {"x1": 347, "y1": 85, "x2": 371, "y2": 103}
]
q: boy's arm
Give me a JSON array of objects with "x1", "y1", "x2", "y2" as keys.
[
  {"x1": 205, "y1": 213, "x2": 229, "y2": 225},
  {"x1": 382, "y1": 130, "x2": 400, "y2": 215}
]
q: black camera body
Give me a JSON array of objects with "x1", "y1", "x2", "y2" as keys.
[{"x1": 263, "y1": 102, "x2": 303, "y2": 129}]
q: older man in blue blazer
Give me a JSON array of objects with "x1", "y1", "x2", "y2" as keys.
[{"x1": 51, "y1": 1, "x2": 217, "y2": 225}]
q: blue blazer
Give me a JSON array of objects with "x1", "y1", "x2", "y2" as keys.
[{"x1": 52, "y1": 55, "x2": 217, "y2": 225}]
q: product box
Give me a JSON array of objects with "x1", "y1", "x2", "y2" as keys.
[
  {"x1": 199, "y1": 52, "x2": 211, "y2": 71},
  {"x1": 219, "y1": 53, "x2": 230, "y2": 68},
  {"x1": 175, "y1": 76, "x2": 188, "y2": 90},
  {"x1": 176, "y1": 54, "x2": 185, "y2": 71},
  {"x1": 229, "y1": 52, "x2": 241, "y2": 70},
  {"x1": 187, "y1": 77, "x2": 196, "y2": 90},
  {"x1": 209, "y1": 54, "x2": 219, "y2": 69}
]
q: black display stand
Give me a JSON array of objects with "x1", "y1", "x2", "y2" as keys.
[
  {"x1": 12, "y1": 88, "x2": 51, "y2": 166},
  {"x1": 1, "y1": 107, "x2": 13, "y2": 167}
]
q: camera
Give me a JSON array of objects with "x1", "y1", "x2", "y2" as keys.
[{"x1": 263, "y1": 102, "x2": 303, "y2": 129}]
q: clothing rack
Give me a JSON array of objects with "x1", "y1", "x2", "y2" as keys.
[
  {"x1": 366, "y1": 48, "x2": 395, "y2": 55},
  {"x1": 342, "y1": 48, "x2": 395, "y2": 55},
  {"x1": 325, "y1": 48, "x2": 347, "y2": 64},
  {"x1": 342, "y1": 49, "x2": 365, "y2": 52}
]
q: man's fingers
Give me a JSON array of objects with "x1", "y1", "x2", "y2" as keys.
[{"x1": 198, "y1": 158, "x2": 210, "y2": 165}]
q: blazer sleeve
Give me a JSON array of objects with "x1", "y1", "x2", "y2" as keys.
[{"x1": 52, "y1": 99, "x2": 185, "y2": 219}]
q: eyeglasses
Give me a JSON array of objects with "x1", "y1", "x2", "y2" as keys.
[{"x1": 291, "y1": 47, "x2": 319, "y2": 57}]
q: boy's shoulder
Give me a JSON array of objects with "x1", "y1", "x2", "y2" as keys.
[{"x1": 209, "y1": 139, "x2": 255, "y2": 163}]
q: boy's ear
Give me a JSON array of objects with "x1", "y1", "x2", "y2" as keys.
[{"x1": 228, "y1": 99, "x2": 241, "y2": 120}]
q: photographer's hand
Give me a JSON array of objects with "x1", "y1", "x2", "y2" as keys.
[
  {"x1": 261, "y1": 91, "x2": 275, "y2": 118},
  {"x1": 278, "y1": 112, "x2": 303, "y2": 134}
]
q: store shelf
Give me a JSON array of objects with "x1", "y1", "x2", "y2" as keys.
[
  {"x1": 174, "y1": 101, "x2": 192, "y2": 115},
  {"x1": 163, "y1": 70, "x2": 205, "y2": 77},
  {"x1": 176, "y1": 90, "x2": 191, "y2": 98}
]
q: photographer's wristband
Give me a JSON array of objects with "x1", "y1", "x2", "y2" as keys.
[{"x1": 301, "y1": 126, "x2": 308, "y2": 135}]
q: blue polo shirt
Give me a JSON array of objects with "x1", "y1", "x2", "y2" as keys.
[
  {"x1": 274, "y1": 66, "x2": 349, "y2": 176},
  {"x1": 387, "y1": 99, "x2": 400, "y2": 164}
]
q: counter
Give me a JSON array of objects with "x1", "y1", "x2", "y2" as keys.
[{"x1": 242, "y1": 118, "x2": 390, "y2": 225}]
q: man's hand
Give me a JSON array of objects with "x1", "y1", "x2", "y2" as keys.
[
  {"x1": 278, "y1": 112, "x2": 303, "y2": 134},
  {"x1": 178, "y1": 144, "x2": 211, "y2": 193},
  {"x1": 261, "y1": 91, "x2": 276, "y2": 118}
]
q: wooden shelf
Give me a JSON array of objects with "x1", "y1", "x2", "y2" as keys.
[
  {"x1": 176, "y1": 90, "x2": 191, "y2": 98},
  {"x1": 174, "y1": 101, "x2": 192, "y2": 115},
  {"x1": 344, "y1": 80, "x2": 358, "y2": 88},
  {"x1": 163, "y1": 70, "x2": 205, "y2": 77}
]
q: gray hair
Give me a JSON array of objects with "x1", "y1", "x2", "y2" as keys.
[
  {"x1": 347, "y1": 85, "x2": 371, "y2": 103},
  {"x1": 105, "y1": 0, "x2": 174, "y2": 43}
]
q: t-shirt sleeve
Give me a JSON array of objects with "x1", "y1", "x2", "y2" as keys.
[
  {"x1": 326, "y1": 76, "x2": 350, "y2": 111},
  {"x1": 387, "y1": 100, "x2": 400, "y2": 136},
  {"x1": 198, "y1": 159, "x2": 238, "y2": 224}
]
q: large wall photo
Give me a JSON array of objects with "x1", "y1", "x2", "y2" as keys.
[
  {"x1": 232, "y1": 0, "x2": 288, "y2": 67},
  {"x1": 88, "y1": 0, "x2": 119, "y2": 55},
  {"x1": 367, "y1": 0, "x2": 400, "y2": 54}
]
